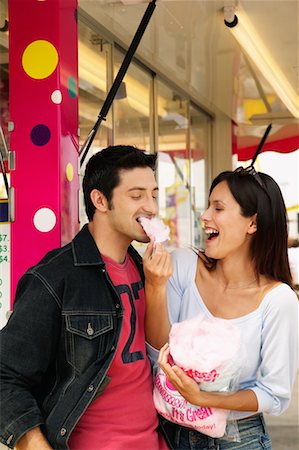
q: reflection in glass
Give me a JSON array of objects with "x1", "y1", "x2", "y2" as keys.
[
  {"x1": 78, "y1": 22, "x2": 110, "y2": 156},
  {"x1": 157, "y1": 81, "x2": 191, "y2": 249},
  {"x1": 78, "y1": 22, "x2": 111, "y2": 224},
  {"x1": 190, "y1": 106, "x2": 210, "y2": 249},
  {"x1": 114, "y1": 49, "x2": 151, "y2": 151}
]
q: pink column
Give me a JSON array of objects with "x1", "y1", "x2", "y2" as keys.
[{"x1": 8, "y1": 0, "x2": 79, "y2": 302}]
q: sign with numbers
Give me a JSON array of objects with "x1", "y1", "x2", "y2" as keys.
[{"x1": 0, "y1": 224, "x2": 10, "y2": 329}]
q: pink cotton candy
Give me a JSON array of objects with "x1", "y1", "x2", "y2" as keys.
[
  {"x1": 153, "y1": 313, "x2": 244, "y2": 438},
  {"x1": 169, "y1": 314, "x2": 242, "y2": 391},
  {"x1": 139, "y1": 217, "x2": 170, "y2": 244}
]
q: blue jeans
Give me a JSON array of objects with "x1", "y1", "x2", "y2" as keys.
[{"x1": 159, "y1": 414, "x2": 272, "y2": 450}]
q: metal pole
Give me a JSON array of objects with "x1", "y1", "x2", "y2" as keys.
[
  {"x1": 0, "y1": 126, "x2": 9, "y2": 198},
  {"x1": 251, "y1": 123, "x2": 272, "y2": 165},
  {"x1": 79, "y1": 0, "x2": 157, "y2": 167}
]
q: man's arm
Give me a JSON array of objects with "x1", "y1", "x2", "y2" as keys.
[
  {"x1": 0, "y1": 273, "x2": 61, "y2": 448},
  {"x1": 16, "y1": 427, "x2": 53, "y2": 450}
]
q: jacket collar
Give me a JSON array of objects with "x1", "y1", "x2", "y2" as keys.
[
  {"x1": 72, "y1": 223, "x2": 142, "y2": 268},
  {"x1": 72, "y1": 224, "x2": 104, "y2": 266}
]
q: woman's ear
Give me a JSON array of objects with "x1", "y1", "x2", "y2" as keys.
[
  {"x1": 248, "y1": 214, "x2": 257, "y2": 235},
  {"x1": 90, "y1": 189, "x2": 109, "y2": 213}
]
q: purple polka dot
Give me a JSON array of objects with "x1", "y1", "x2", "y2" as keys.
[{"x1": 30, "y1": 124, "x2": 51, "y2": 146}]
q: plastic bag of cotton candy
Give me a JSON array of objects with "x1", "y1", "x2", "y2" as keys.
[
  {"x1": 138, "y1": 217, "x2": 170, "y2": 247},
  {"x1": 153, "y1": 313, "x2": 245, "y2": 440}
]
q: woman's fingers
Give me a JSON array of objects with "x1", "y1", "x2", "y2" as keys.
[
  {"x1": 143, "y1": 245, "x2": 173, "y2": 282},
  {"x1": 152, "y1": 248, "x2": 173, "y2": 276},
  {"x1": 158, "y1": 343, "x2": 170, "y2": 364},
  {"x1": 158, "y1": 346, "x2": 184, "y2": 389},
  {"x1": 142, "y1": 240, "x2": 155, "y2": 261},
  {"x1": 158, "y1": 344, "x2": 201, "y2": 404}
]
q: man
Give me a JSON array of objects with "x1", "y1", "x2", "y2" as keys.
[{"x1": 0, "y1": 145, "x2": 166, "y2": 450}]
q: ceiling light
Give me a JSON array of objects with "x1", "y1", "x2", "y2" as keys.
[{"x1": 224, "y1": 5, "x2": 299, "y2": 119}]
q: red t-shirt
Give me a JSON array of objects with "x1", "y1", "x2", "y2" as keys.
[{"x1": 69, "y1": 254, "x2": 166, "y2": 450}]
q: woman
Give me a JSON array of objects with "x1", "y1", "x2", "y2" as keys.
[{"x1": 143, "y1": 166, "x2": 298, "y2": 450}]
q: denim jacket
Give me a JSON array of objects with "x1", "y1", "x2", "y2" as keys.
[{"x1": 0, "y1": 224, "x2": 145, "y2": 449}]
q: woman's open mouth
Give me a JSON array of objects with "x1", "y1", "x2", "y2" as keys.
[{"x1": 205, "y1": 228, "x2": 219, "y2": 241}]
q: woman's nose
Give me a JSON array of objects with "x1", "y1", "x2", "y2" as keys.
[{"x1": 200, "y1": 209, "x2": 209, "y2": 221}]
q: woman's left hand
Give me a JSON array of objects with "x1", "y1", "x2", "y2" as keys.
[{"x1": 158, "y1": 343, "x2": 203, "y2": 406}]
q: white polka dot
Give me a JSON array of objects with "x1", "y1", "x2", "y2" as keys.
[
  {"x1": 33, "y1": 208, "x2": 56, "y2": 232},
  {"x1": 51, "y1": 90, "x2": 62, "y2": 104}
]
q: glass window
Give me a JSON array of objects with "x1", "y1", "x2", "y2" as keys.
[
  {"x1": 114, "y1": 50, "x2": 151, "y2": 151},
  {"x1": 78, "y1": 22, "x2": 112, "y2": 224},
  {"x1": 77, "y1": 20, "x2": 212, "y2": 249},
  {"x1": 157, "y1": 81, "x2": 191, "y2": 249},
  {"x1": 78, "y1": 22, "x2": 111, "y2": 156},
  {"x1": 190, "y1": 105, "x2": 211, "y2": 249}
]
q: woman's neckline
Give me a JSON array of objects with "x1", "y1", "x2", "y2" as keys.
[{"x1": 193, "y1": 254, "x2": 283, "y2": 320}]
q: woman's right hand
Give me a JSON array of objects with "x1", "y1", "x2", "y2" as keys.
[
  {"x1": 143, "y1": 242, "x2": 173, "y2": 348},
  {"x1": 142, "y1": 241, "x2": 173, "y2": 286}
]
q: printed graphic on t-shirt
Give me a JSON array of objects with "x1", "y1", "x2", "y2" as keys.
[
  {"x1": 68, "y1": 254, "x2": 161, "y2": 450},
  {"x1": 114, "y1": 281, "x2": 144, "y2": 364}
]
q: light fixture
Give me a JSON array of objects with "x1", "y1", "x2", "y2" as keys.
[
  {"x1": 224, "y1": 4, "x2": 299, "y2": 119},
  {"x1": 79, "y1": 40, "x2": 168, "y2": 118}
]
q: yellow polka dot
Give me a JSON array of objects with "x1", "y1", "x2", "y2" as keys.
[
  {"x1": 22, "y1": 40, "x2": 58, "y2": 79},
  {"x1": 66, "y1": 163, "x2": 74, "y2": 182}
]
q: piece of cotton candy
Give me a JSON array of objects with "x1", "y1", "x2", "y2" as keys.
[
  {"x1": 153, "y1": 313, "x2": 244, "y2": 438},
  {"x1": 139, "y1": 217, "x2": 170, "y2": 244},
  {"x1": 169, "y1": 314, "x2": 243, "y2": 391}
]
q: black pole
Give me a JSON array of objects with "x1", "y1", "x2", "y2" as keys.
[
  {"x1": 251, "y1": 123, "x2": 272, "y2": 166},
  {"x1": 0, "y1": 150, "x2": 9, "y2": 199},
  {"x1": 79, "y1": 0, "x2": 157, "y2": 167}
]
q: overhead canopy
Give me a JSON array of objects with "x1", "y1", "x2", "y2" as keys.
[{"x1": 236, "y1": 135, "x2": 299, "y2": 161}]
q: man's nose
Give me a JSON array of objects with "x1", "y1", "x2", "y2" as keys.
[{"x1": 144, "y1": 196, "x2": 158, "y2": 215}]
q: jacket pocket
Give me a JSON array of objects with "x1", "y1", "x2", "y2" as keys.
[{"x1": 64, "y1": 312, "x2": 114, "y2": 373}]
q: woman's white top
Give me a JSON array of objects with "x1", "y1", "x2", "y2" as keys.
[{"x1": 148, "y1": 248, "x2": 299, "y2": 420}]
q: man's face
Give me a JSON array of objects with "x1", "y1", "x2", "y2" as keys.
[{"x1": 106, "y1": 167, "x2": 159, "y2": 245}]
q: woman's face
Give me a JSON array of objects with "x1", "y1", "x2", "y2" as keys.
[{"x1": 201, "y1": 181, "x2": 257, "y2": 260}]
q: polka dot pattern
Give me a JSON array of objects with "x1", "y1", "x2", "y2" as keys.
[
  {"x1": 10, "y1": 0, "x2": 79, "y2": 299},
  {"x1": 33, "y1": 208, "x2": 56, "y2": 232},
  {"x1": 22, "y1": 40, "x2": 58, "y2": 80},
  {"x1": 30, "y1": 124, "x2": 51, "y2": 146},
  {"x1": 68, "y1": 75, "x2": 77, "y2": 98},
  {"x1": 51, "y1": 89, "x2": 62, "y2": 104},
  {"x1": 66, "y1": 163, "x2": 74, "y2": 182}
]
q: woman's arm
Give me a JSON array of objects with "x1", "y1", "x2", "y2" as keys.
[
  {"x1": 158, "y1": 343, "x2": 259, "y2": 412},
  {"x1": 251, "y1": 286, "x2": 298, "y2": 415},
  {"x1": 143, "y1": 242, "x2": 173, "y2": 349},
  {"x1": 157, "y1": 284, "x2": 298, "y2": 416}
]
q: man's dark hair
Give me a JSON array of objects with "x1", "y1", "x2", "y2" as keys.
[{"x1": 83, "y1": 145, "x2": 157, "y2": 220}]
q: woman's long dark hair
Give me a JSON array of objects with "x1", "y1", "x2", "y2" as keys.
[{"x1": 206, "y1": 169, "x2": 293, "y2": 287}]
